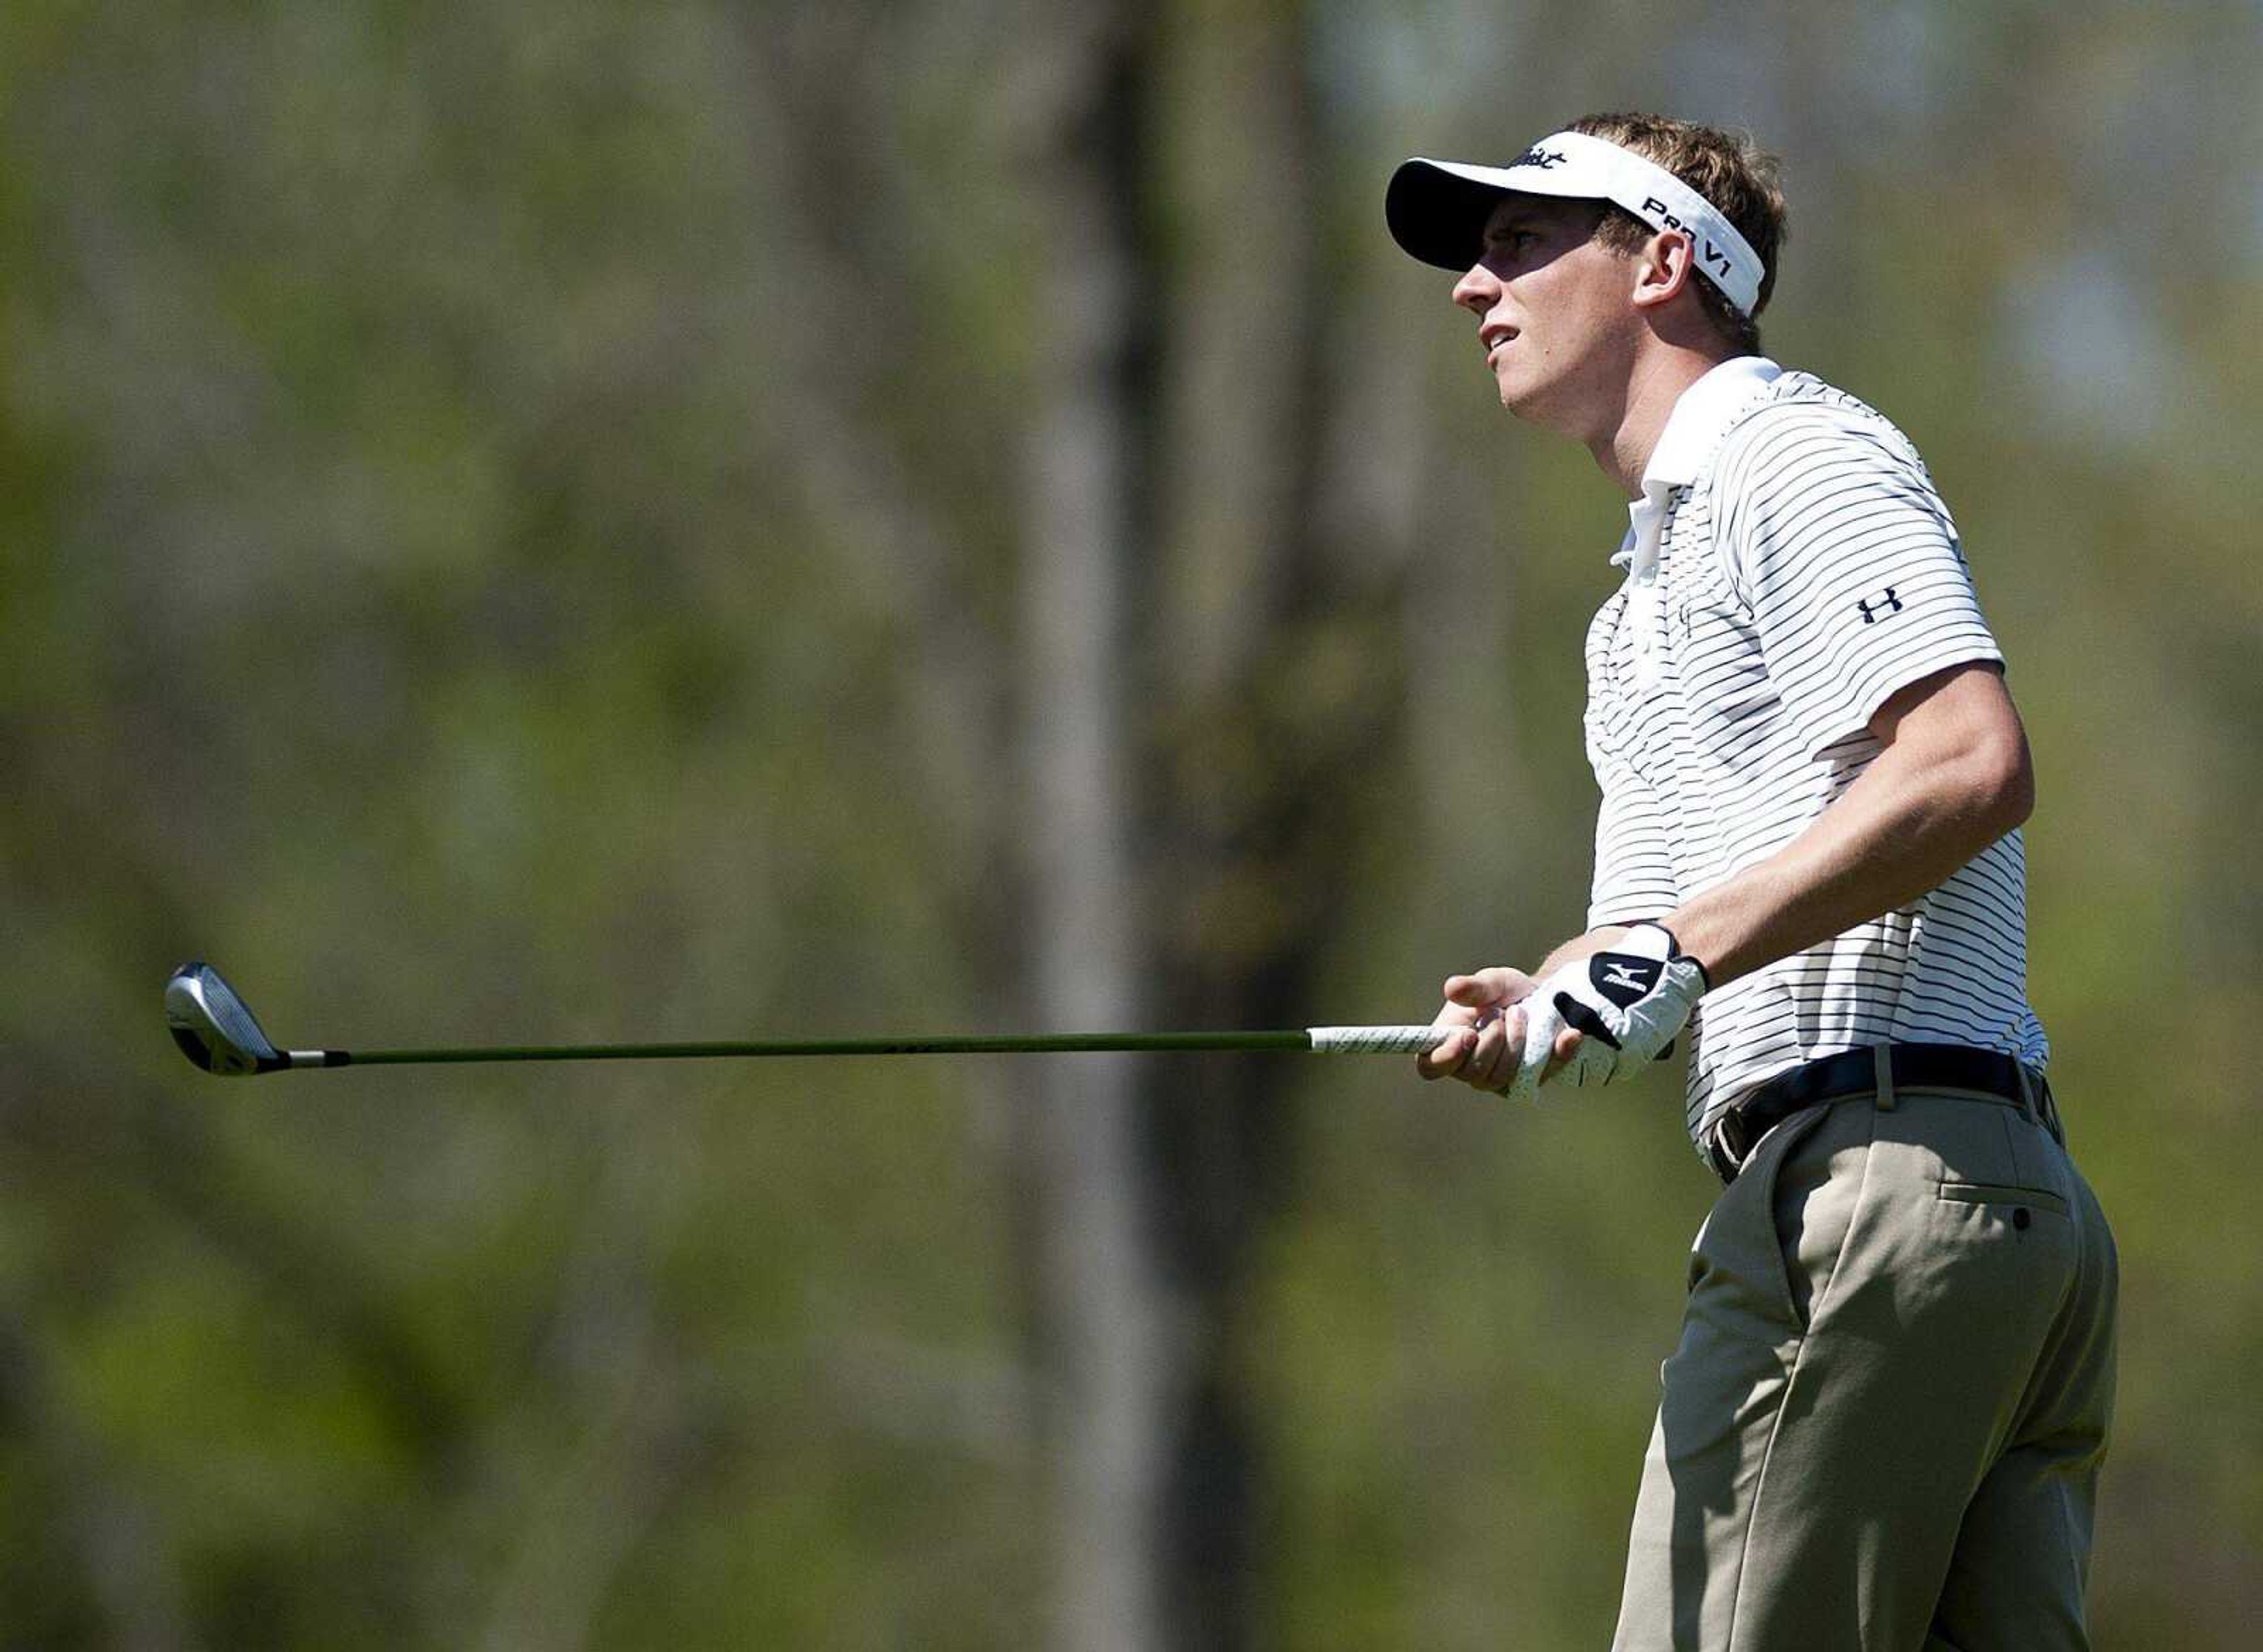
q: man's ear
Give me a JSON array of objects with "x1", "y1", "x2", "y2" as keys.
[{"x1": 1630, "y1": 228, "x2": 1697, "y2": 311}]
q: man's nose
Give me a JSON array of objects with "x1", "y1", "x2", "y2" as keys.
[{"x1": 1452, "y1": 263, "x2": 1497, "y2": 314}]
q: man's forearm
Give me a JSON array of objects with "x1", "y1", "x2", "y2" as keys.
[{"x1": 1536, "y1": 926, "x2": 1628, "y2": 978}]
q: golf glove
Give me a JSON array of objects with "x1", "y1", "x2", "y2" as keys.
[
  {"x1": 1490, "y1": 988, "x2": 1565, "y2": 1104},
  {"x1": 1523, "y1": 922, "x2": 1708, "y2": 1089}
]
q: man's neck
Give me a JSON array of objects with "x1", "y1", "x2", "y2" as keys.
[{"x1": 1586, "y1": 345, "x2": 1732, "y2": 499}]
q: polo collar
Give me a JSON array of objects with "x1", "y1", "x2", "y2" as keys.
[
  {"x1": 1644, "y1": 354, "x2": 1783, "y2": 489},
  {"x1": 1613, "y1": 355, "x2": 1783, "y2": 578}
]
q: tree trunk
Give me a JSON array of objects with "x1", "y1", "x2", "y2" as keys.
[{"x1": 1018, "y1": 7, "x2": 1169, "y2": 1650}]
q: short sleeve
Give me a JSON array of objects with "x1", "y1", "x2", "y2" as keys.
[
  {"x1": 1585, "y1": 720, "x2": 1680, "y2": 929},
  {"x1": 1718, "y1": 404, "x2": 2003, "y2": 759}
]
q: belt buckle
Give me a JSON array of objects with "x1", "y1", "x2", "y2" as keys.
[{"x1": 1706, "y1": 1107, "x2": 1753, "y2": 1183}]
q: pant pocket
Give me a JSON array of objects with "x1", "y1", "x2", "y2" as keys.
[
  {"x1": 1936, "y1": 1182, "x2": 2070, "y2": 1218},
  {"x1": 1770, "y1": 1100, "x2": 1872, "y2": 1333}
]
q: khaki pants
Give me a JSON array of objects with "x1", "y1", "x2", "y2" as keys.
[{"x1": 1612, "y1": 1060, "x2": 2118, "y2": 1651}]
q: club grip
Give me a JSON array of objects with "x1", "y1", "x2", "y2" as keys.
[{"x1": 1305, "y1": 1025, "x2": 1458, "y2": 1054}]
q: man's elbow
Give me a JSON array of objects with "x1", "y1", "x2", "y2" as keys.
[
  {"x1": 1879, "y1": 662, "x2": 2035, "y2": 841},
  {"x1": 1975, "y1": 724, "x2": 2034, "y2": 838}
]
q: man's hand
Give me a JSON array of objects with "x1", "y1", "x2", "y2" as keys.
[
  {"x1": 1416, "y1": 967, "x2": 1589, "y2": 1102},
  {"x1": 1524, "y1": 922, "x2": 1707, "y2": 1086}
]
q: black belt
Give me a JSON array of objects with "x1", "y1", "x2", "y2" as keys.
[{"x1": 1705, "y1": 1044, "x2": 2052, "y2": 1185}]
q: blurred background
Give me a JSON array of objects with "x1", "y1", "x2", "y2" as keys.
[{"x1": 4, "y1": 0, "x2": 2259, "y2": 1645}]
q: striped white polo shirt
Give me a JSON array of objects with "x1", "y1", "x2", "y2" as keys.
[{"x1": 1582, "y1": 356, "x2": 2047, "y2": 1153}]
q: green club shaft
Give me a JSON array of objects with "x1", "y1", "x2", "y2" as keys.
[
  {"x1": 268, "y1": 1026, "x2": 1456, "y2": 1070},
  {"x1": 303, "y1": 1029, "x2": 1321, "y2": 1067}
]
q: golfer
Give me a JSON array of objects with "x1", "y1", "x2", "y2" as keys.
[{"x1": 1389, "y1": 114, "x2": 2117, "y2": 1649}]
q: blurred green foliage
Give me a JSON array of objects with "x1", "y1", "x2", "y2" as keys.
[{"x1": 2, "y1": 0, "x2": 2259, "y2": 1645}]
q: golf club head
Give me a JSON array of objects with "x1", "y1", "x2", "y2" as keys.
[{"x1": 166, "y1": 962, "x2": 285, "y2": 1076}]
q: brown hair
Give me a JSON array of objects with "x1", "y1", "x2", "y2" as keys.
[{"x1": 1569, "y1": 113, "x2": 1786, "y2": 356}]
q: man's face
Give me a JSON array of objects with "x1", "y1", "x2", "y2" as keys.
[{"x1": 1450, "y1": 194, "x2": 1641, "y2": 437}]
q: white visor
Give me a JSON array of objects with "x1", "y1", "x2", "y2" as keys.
[{"x1": 1385, "y1": 130, "x2": 1765, "y2": 318}]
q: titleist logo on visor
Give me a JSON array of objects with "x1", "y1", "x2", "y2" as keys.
[{"x1": 1512, "y1": 146, "x2": 1569, "y2": 169}]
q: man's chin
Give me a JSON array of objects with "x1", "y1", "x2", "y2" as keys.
[
  {"x1": 1496, "y1": 375, "x2": 1547, "y2": 420},
  {"x1": 1496, "y1": 380, "x2": 1582, "y2": 438}
]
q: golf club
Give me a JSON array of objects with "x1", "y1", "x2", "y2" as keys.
[{"x1": 166, "y1": 961, "x2": 1456, "y2": 1077}]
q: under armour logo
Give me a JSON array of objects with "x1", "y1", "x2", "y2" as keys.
[
  {"x1": 1512, "y1": 146, "x2": 1568, "y2": 170},
  {"x1": 1856, "y1": 588, "x2": 1904, "y2": 625}
]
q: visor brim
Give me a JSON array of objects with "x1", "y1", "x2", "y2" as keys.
[{"x1": 1385, "y1": 157, "x2": 1604, "y2": 272}]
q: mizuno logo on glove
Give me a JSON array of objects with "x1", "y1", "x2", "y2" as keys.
[{"x1": 1594, "y1": 956, "x2": 1664, "y2": 1005}]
